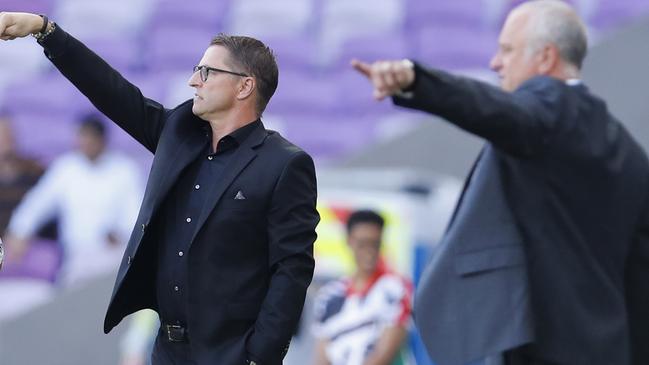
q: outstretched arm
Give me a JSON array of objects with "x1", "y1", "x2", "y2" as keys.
[
  {"x1": 352, "y1": 58, "x2": 575, "y2": 156},
  {"x1": 0, "y1": 12, "x2": 168, "y2": 152}
]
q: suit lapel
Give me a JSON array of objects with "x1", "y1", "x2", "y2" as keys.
[
  {"x1": 144, "y1": 129, "x2": 205, "y2": 219},
  {"x1": 189, "y1": 124, "x2": 268, "y2": 245},
  {"x1": 445, "y1": 145, "x2": 487, "y2": 232}
]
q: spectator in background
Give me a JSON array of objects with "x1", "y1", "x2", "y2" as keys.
[
  {"x1": 0, "y1": 113, "x2": 44, "y2": 234},
  {"x1": 4, "y1": 115, "x2": 142, "y2": 287},
  {"x1": 312, "y1": 210, "x2": 412, "y2": 365},
  {"x1": 119, "y1": 309, "x2": 160, "y2": 365}
]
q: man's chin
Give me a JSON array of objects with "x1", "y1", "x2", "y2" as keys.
[
  {"x1": 191, "y1": 105, "x2": 203, "y2": 117},
  {"x1": 501, "y1": 82, "x2": 515, "y2": 93}
]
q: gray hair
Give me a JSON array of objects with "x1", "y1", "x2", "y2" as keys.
[{"x1": 516, "y1": 0, "x2": 589, "y2": 69}]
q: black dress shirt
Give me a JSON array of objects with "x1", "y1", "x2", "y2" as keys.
[{"x1": 155, "y1": 120, "x2": 260, "y2": 327}]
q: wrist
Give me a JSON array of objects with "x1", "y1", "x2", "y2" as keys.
[
  {"x1": 32, "y1": 17, "x2": 56, "y2": 43},
  {"x1": 400, "y1": 59, "x2": 418, "y2": 93},
  {"x1": 29, "y1": 13, "x2": 44, "y2": 34},
  {"x1": 401, "y1": 59, "x2": 416, "y2": 91}
]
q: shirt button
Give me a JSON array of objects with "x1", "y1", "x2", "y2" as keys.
[
  {"x1": 194, "y1": 184, "x2": 200, "y2": 190},
  {"x1": 186, "y1": 217, "x2": 192, "y2": 223},
  {"x1": 207, "y1": 156, "x2": 213, "y2": 161},
  {"x1": 178, "y1": 251, "x2": 184, "y2": 257},
  {"x1": 174, "y1": 286, "x2": 179, "y2": 292}
]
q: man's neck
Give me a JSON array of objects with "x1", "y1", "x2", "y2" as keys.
[
  {"x1": 549, "y1": 63, "x2": 580, "y2": 82},
  {"x1": 85, "y1": 152, "x2": 104, "y2": 164},
  {"x1": 206, "y1": 110, "x2": 258, "y2": 152},
  {"x1": 351, "y1": 269, "x2": 375, "y2": 290}
]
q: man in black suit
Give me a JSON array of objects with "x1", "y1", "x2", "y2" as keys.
[
  {"x1": 0, "y1": 11, "x2": 320, "y2": 365},
  {"x1": 352, "y1": 1, "x2": 649, "y2": 364}
]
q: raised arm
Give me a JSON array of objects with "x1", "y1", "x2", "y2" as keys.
[
  {"x1": 352, "y1": 59, "x2": 576, "y2": 156},
  {"x1": 0, "y1": 12, "x2": 168, "y2": 152}
]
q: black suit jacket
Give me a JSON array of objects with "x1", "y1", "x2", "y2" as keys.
[
  {"x1": 41, "y1": 27, "x2": 320, "y2": 364},
  {"x1": 394, "y1": 64, "x2": 649, "y2": 365}
]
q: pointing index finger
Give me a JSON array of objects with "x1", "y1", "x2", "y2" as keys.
[{"x1": 351, "y1": 59, "x2": 372, "y2": 78}]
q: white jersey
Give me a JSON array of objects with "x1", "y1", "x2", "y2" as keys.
[{"x1": 312, "y1": 265, "x2": 413, "y2": 365}]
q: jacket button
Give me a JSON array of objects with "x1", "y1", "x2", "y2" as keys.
[
  {"x1": 141, "y1": 223, "x2": 146, "y2": 232},
  {"x1": 127, "y1": 255, "x2": 132, "y2": 265}
]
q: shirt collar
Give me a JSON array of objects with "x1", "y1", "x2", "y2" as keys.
[
  {"x1": 204, "y1": 119, "x2": 262, "y2": 153},
  {"x1": 228, "y1": 119, "x2": 262, "y2": 145},
  {"x1": 565, "y1": 78, "x2": 582, "y2": 86},
  {"x1": 202, "y1": 119, "x2": 262, "y2": 144}
]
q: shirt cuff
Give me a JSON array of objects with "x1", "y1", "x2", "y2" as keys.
[
  {"x1": 393, "y1": 59, "x2": 418, "y2": 100},
  {"x1": 38, "y1": 23, "x2": 69, "y2": 60},
  {"x1": 395, "y1": 90, "x2": 414, "y2": 99}
]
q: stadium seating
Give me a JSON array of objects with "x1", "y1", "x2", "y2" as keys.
[{"x1": 1, "y1": 0, "x2": 648, "y2": 167}]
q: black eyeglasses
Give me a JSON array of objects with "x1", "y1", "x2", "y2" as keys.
[{"x1": 192, "y1": 65, "x2": 248, "y2": 82}]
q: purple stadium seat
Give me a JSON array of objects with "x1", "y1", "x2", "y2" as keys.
[
  {"x1": 266, "y1": 71, "x2": 339, "y2": 114},
  {"x1": 415, "y1": 25, "x2": 497, "y2": 70},
  {"x1": 590, "y1": 0, "x2": 649, "y2": 30},
  {"x1": 333, "y1": 33, "x2": 412, "y2": 71},
  {"x1": 2, "y1": 0, "x2": 53, "y2": 14},
  {"x1": 321, "y1": 0, "x2": 404, "y2": 37},
  {"x1": 332, "y1": 70, "x2": 395, "y2": 115},
  {"x1": 227, "y1": 0, "x2": 316, "y2": 38},
  {"x1": 266, "y1": 36, "x2": 318, "y2": 72},
  {"x1": 84, "y1": 38, "x2": 142, "y2": 73},
  {"x1": 406, "y1": 0, "x2": 487, "y2": 29},
  {"x1": 147, "y1": 26, "x2": 215, "y2": 73},
  {"x1": 0, "y1": 240, "x2": 63, "y2": 283},
  {"x1": 279, "y1": 113, "x2": 379, "y2": 161},
  {"x1": 4, "y1": 76, "x2": 93, "y2": 115},
  {"x1": 10, "y1": 110, "x2": 78, "y2": 162},
  {"x1": 149, "y1": 0, "x2": 230, "y2": 31}
]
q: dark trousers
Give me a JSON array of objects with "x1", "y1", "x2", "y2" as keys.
[
  {"x1": 504, "y1": 351, "x2": 555, "y2": 365},
  {"x1": 485, "y1": 345, "x2": 558, "y2": 365},
  {"x1": 151, "y1": 330, "x2": 196, "y2": 365}
]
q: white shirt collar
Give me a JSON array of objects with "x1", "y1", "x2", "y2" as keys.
[{"x1": 565, "y1": 78, "x2": 582, "y2": 86}]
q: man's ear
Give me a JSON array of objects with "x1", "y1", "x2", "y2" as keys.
[
  {"x1": 537, "y1": 44, "x2": 560, "y2": 75},
  {"x1": 237, "y1": 77, "x2": 255, "y2": 100}
]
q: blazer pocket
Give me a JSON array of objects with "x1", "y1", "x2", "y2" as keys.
[
  {"x1": 219, "y1": 197, "x2": 262, "y2": 213},
  {"x1": 225, "y1": 301, "x2": 261, "y2": 320},
  {"x1": 454, "y1": 244, "x2": 526, "y2": 276}
]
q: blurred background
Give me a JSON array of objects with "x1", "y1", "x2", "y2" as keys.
[{"x1": 0, "y1": 0, "x2": 648, "y2": 364}]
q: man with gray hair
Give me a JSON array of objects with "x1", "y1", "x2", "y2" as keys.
[{"x1": 353, "y1": 1, "x2": 649, "y2": 364}]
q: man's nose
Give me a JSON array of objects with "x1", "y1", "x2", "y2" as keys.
[
  {"x1": 489, "y1": 53, "x2": 502, "y2": 72},
  {"x1": 188, "y1": 72, "x2": 201, "y2": 87}
]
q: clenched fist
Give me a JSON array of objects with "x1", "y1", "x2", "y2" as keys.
[{"x1": 0, "y1": 12, "x2": 44, "y2": 41}]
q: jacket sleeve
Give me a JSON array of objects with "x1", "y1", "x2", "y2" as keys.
[
  {"x1": 38, "y1": 25, "x2": 169, "y2": 153},
  {"x1": 246, "y1": 151, "x2": 320, "y2": 364},
  {"x1": 393, "y1": 62, "x2": 578, "y2": 157}
]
